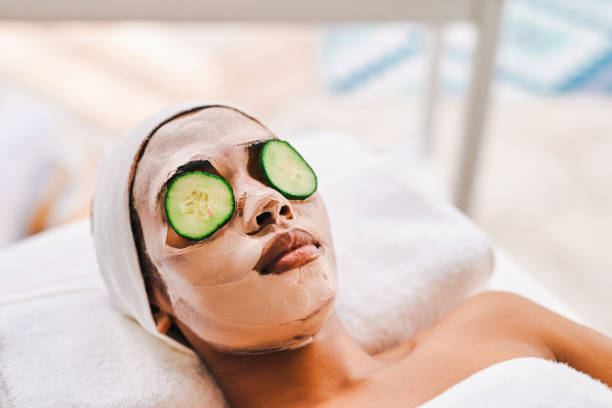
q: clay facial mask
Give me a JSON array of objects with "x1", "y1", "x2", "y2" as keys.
[{"x1": 132, "y1": 107, "x2": 338, "y2": 354}]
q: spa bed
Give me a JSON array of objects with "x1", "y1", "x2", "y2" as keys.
[{"x1": 3, "y1": 130, "x2": 609, "y2": 407}]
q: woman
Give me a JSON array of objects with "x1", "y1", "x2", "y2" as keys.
[{"x1": 94, "y1": 102, "x2": 612, "y2": 407}]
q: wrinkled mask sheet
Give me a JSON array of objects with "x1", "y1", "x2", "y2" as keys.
[{"x1": 132, "y1": 107, "x2": 338, "y2": 353}]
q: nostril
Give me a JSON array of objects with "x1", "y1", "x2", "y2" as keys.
[
  {"x1": 256, "y1": 212, "x2": 272, "y2": 226},
  {"x1": 280, "y1": 205, "x2": 293, "y2": 219}
]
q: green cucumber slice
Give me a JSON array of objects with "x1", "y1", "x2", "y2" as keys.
[
  {"x1": 259, "y1": 140, "x2": 317, "y2": 200},
  {"x1": 165, "y1": 171, "x2": 235, "y2": 240}
]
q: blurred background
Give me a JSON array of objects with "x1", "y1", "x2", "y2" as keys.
[{"x1": 1, "y1": 0, "x2": 611, "y2": 334}]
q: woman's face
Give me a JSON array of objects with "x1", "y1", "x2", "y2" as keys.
[{"x1": 132, "y1": 107, "x2": 337, "y2": 353}]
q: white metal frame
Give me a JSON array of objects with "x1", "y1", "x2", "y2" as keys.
[{"x1": 1, "y1": 0, "x2": 504, "y2": 214}]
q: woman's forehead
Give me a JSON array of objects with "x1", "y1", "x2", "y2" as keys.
[
  {"x1": 138, "y1": 106, "x2": 273, "y2": 168},
  {"x1": 158, "y1": 106, "x2": 271, "y2": 145}
]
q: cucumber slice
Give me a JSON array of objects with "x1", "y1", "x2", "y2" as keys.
[
  {"x1": 259, "y1": 140, "x2": 317, "y2": 200},
  {"x1": 165, "y1": 171, "x2": 235, "y2": 240}
]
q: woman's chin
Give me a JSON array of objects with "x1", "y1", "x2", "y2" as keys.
[{"x1": 203, "y1": 294, "x2": 336, "y2": 355}]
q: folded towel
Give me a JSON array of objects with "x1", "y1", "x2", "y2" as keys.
[
  {"x1": 1, "y1": 108, "x2": 494, "y2": 406},
  {"x1": 421, "y1": 357, "x2": 612, "y2": 407},
  {"x1": 1, "y1": 287, "x2": 227, "y2": 408},
  {"x1": 292, "y1": 132, "x2": 494, "y2": 353}
]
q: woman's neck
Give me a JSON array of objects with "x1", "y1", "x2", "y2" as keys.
[{"x1": 176, "y1": 312, "x2": 385, "y2": 407}]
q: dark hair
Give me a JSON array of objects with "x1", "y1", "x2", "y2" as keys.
[{"x1": 130, "y1": 203, "x2": 171, "y2": 305}]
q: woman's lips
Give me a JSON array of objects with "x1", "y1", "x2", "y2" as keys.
[
  {"x1": 256, "y1": 229, "x2": 320, "y2": 275},
  {"x1": 265, "y1": 244, "x2": 320, "y2": 275}
]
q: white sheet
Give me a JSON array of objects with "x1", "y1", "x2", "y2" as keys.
[{"x1": 421, "y1": 357, "x2": 612, "y2": 407}]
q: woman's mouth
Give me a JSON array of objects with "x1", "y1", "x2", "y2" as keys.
[{"x1": 256, "y1": 229, "x2": 321, "y2": 275}]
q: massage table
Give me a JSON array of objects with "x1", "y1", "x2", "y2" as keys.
[{"x1": 3, "y1": 131, "x2": 608, "y2": 407}]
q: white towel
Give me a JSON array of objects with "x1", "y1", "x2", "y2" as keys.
[
  {"x1": 1, "y1": 107, "x2": 494, "y2": 406},
  {"x1": 421, "y1": 357, "x2": 612, "y2": 407},
  {"x1": 1, "y1": 285, "x2": 227, "y2": 408}
]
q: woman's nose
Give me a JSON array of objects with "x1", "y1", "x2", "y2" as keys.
[{"x1": 242, "y1": 186, "x2": 293, "y2": 235}]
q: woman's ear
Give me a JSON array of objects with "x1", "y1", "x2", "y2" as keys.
[
  {"x1": 153, "y1": 310, "x2": 173, "y2": 334},
  {"x1": 148, "y1": 286, "x2": 175, "y2": 335}
]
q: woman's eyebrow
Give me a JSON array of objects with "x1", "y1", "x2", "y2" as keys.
[
  {"x1": 245, "y1": 139, "x2": 268, "y2": 148},
  {"x1": 156, "y1": 159, "x2": 215, "y2": 201}
]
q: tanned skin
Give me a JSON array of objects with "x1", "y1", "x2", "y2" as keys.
[{"x1": 150, "y1": 289, "x2": 612, "y2": 407}]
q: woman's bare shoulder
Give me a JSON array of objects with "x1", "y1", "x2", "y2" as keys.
[
  {"x1": 375, "y1": 291, "x2": 555, "y2": 364},
  {"x1": 366, "y1": 292, "x2": 558, "y2": 406},
  {"x1": 461, "y1": 291, "x2": 612, "y2": 387},
  {"x1": 445, "y1": 290, "x2": 553, "y2": 327},
  {"x1": 411, "y1": 291, "x2": 557, "y2": 358}
]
